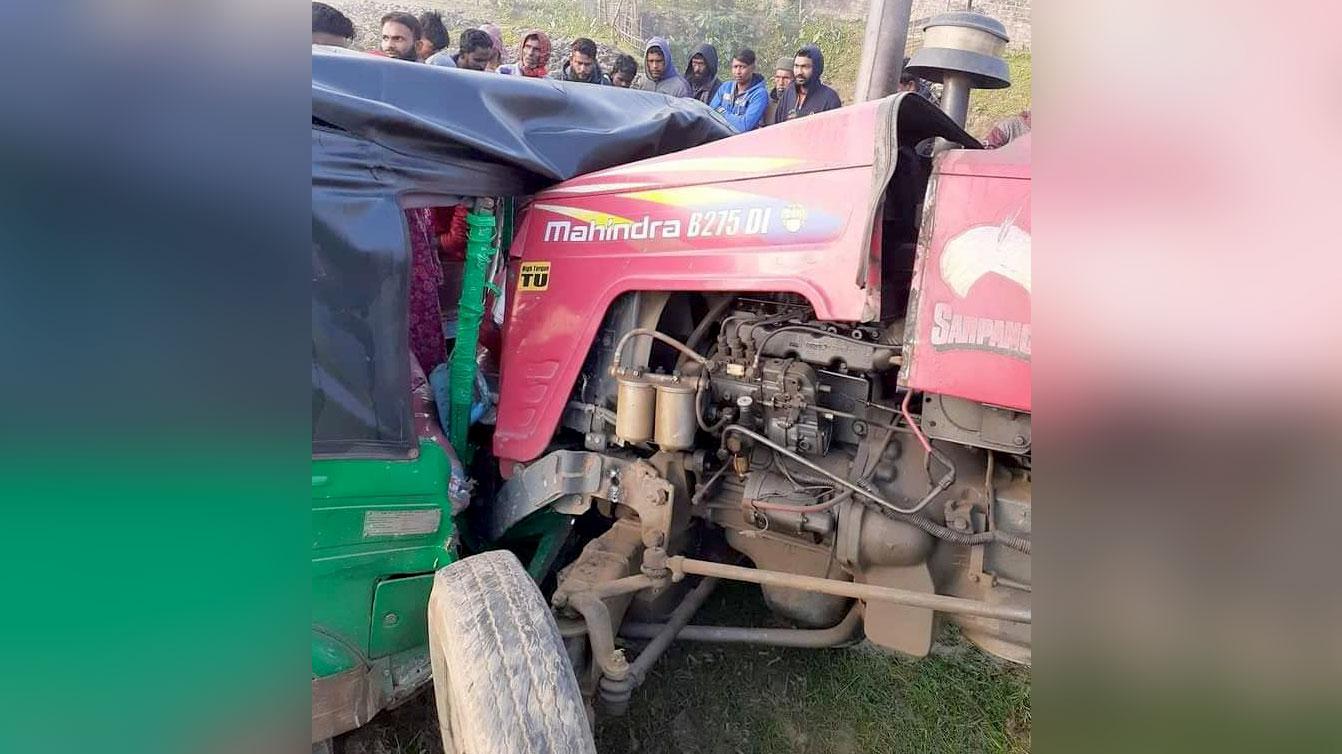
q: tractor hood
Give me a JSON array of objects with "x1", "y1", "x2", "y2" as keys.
[{"x1": 495, "y1": 93, "x2": 979, "y2": 463}]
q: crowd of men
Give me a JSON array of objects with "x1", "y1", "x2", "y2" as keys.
[{"x1": 311, "y1": 2, "x2": 884, "y2": 132}]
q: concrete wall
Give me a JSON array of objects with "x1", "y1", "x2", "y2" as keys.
[{"x1": 817, "y1": 0, "x2": 1031, "y2": 52}]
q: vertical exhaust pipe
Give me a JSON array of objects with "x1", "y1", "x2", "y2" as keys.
[{"x1": 853, "y1": 0, "x2": 916, "y2": 102}]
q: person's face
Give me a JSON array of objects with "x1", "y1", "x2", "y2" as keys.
[
  {"x1": 731, "y1": 59, "x2": 753, "y2": 85},
  {"x1": 415, "y1": 37, "x2": 435, "y2": 61},
  {"x1": 522, "y1": 37, "x2": 544, "y2": 68},
  {"x1": 571, "y1": 50, "x2": 595, "y2": 79},
  {"x1": 690, "y1": 55, "x2": 707, "y2": 76},
  {"x1": 486, "y1": 48, "x2": 501, "y2": 71},
  {"x1": 380, "y1": 22, "x2": 417, "y2": 60},
  {"x1": 793, "y1": 55, "x2": 813, "y2": 87},
  {"x1": 773, "y1": 68, "x2": 793, "y2": 91},
  {"x1": 312, "y1": 32, "x2": 351, "y2": 48},
  {"x1": 611, "y1": 69, "x2": 633, "y2": 87},
  {"x1": 646, "y1": 50, "x2": 665, "y2": 80},
  {"x1": 460, "y1": 46, "x2": 492, "y2": 71}
]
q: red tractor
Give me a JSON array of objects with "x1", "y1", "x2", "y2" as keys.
[{"x1": 450, "y1": 9, "x2": 1029, "y2": 748}]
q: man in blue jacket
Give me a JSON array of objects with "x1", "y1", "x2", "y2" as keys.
[
  {"x1": 770, "y1": 44, "x2": 843, "y2": 124},
  {"x1": 708, "y1": 48, "x2": 769, "y2": 132}
]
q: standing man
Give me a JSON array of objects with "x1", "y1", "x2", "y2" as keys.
[
  {"x1": 480, "y1": 24, "x2": 504, "y2": 71},
  {"x1": 379, "y1": 12, "x2": 421, "y2": 61},
  {"x1": 417, "y1": 12, "x2": 453, "y2": 66},
  {"x1": 550, "y1": 38, "x2": 610, "y2": 85},
  {"x1": 764, "y1": 56, "x2": 793, "y2": 125},
  {"x1": 632, "y1": 37, "x2": 691, "y2": 97},
  {"x1": 683, "y1": 44, "x2": 721, "y2": 104},
  {"x1": 312, "y1": 2, "x2": 354, "y2": 48},
  {"x1": 454, "y1": 29, "x2": 495, "y2": 71},
  {"x1": 497, "y1": 30, "x2": 552, "y2": 77},
  {"x1": 708, "y1": 49, "x2": 769, "y2": 132},
  {"x1": 770, "y1": 44, "x2": 842, "y2": 124},
  {"x1": 610, "y1": 54, "x2": 638, "y2": 88}
]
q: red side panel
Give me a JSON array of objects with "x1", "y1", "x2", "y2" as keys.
[
  {"x1": 903, "y1": 135, "x2": 1031, "y2": 411},
  {"x1": 493, "y1": 102, "x2": 892, "y2": 465}
]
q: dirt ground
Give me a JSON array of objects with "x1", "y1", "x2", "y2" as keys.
[{"x1": 337, "y1": 582, "x2": 1030, "y2": 754}]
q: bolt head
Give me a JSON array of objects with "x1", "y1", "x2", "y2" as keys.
[
  {"x1": 1013, "y1": 435, "x2": 1027, "y2": 446},
  {"x1": 383, "y1": 612, "x2": 400, "y2": 627}
]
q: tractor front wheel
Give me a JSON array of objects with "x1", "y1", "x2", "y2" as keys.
[{"x1": 427, "y1": 550, "x2": 596, "y2": 754}]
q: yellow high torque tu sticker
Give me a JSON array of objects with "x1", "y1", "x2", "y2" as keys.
[{"x1": 518, "y1": 261, "x2": 551, "y2": 291}]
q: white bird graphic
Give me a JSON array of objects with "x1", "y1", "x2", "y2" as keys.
[{"x1": 939, "y1": 220, "x2": 1032, "y2": 298}]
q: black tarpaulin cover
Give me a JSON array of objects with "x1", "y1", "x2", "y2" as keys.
[{"x1": 311, "y1": 49, "x2": 734, "y2": 458}]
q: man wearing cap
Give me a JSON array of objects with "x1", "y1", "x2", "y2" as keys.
[{"x1": 764, "y1": 56, "x2": 793, "y2": 126}]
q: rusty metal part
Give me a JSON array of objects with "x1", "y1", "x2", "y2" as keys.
[
  {"x1": 312, "y1": 662, "x2": 384, "y2": 743},
  {"x1": 725, "y1": 528, "x2": 851, "y2": 628},
  {"x1": 488, "y1": 450, "x2": 622, "y2": 539},
  {"x1": 857, "y1": 564, "x2": 936, "y2": 656},
  {"x1": 598, "y1": 576, "x2": 720, "y2": 714},
  {"x1": 565, "y1": 574, "x2": 654, "y2": 685},
  {"x1": 615, "y1": 376, "x2": 655, "y2": 443},
  {"x1": 654, "y1": 381, "x2": 698, "y2": 450},
  {"x1": 620, "y1": 602, "x2": 863, "y2": 648},
  {"x1": 666, "y1": 556, "x2": 1031, "y2": 624}
]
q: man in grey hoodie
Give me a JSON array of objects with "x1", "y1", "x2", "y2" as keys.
[
  {"x1": 684, "y1": 43, "x2": 721, "y2": 104},
  {"x1": 632, "y1": 37, "x2": 691, "y2": 98}
]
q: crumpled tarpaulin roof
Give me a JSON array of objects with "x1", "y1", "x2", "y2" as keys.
[{"x1": 311, "y1": 49, "x2": 735, "y2": 458}]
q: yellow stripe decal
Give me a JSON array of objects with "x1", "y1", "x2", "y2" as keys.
[
  {"x1": 618, "y1": 185, "x2": 761, "y2": 208},
  {"x1": 532, "y1": 203, "x2": 635, "y2": 226}
]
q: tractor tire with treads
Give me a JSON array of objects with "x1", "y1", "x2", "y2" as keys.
[{"x1": 428, "y1": 550, "x2": 596, "y2": 754}]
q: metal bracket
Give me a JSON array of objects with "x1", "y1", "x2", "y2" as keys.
[{"x1": 488, "y1": 451, "x2": 623, "y2": 539}]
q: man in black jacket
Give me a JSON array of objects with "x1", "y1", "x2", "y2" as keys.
[{"x1": 770, "y1": 44, "x2": 843, "y2": 125}]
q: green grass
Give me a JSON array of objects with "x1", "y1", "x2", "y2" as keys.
[
  {"x1": 595, "y1": 582, "x2": 1030, "y2": 754},
  {"x1": 340, "y1": 582, "x2": 1031, "y2": 754}
]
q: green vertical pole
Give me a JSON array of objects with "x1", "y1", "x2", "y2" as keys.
[{"x1": 448, "y1": 201, "x2": 497, "y2": 463}]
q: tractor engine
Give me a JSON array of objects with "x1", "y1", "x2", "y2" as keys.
[{"x1": 556, "y1": 294, "x2": 1031, "y2": 664}]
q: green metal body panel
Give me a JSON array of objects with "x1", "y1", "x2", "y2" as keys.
[
  {"x1": 312, "y1": 439, "x2": 458, "y2": 680},
  {"x1": 369, "y1": 573, "x2": 435, "y2": 657}
]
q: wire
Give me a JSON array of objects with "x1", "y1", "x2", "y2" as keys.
[
  {"x1": 721, "y1": 425, "x2": 942, "y2": 516},
  {"x1": 901, "y1": 389, "x2": 933, "y2": 455}
]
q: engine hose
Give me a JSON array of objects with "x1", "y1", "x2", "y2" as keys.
[
  {"x1": 611, "y1": 328, "x2": 707, "y2": 372},
  {"x1": 676, "y1": 296, "x2": 737, "y2": 369}
]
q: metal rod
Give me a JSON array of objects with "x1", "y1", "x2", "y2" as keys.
[
  {"x1": 667, "y1": 556, "x2": 1031, "y2": 624},
  {"x1": 626, "y1": 577, "x2": 719, "y2": 680},
  {"x1": 621, "y1": 603, "x2": 863, "y2": 647},
  {"x1": 939, "y1": 72, "x2": 972, "y2": 127},
  {"x1": 562, "y1": 573, "x2": 656, "y2": 683}
]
